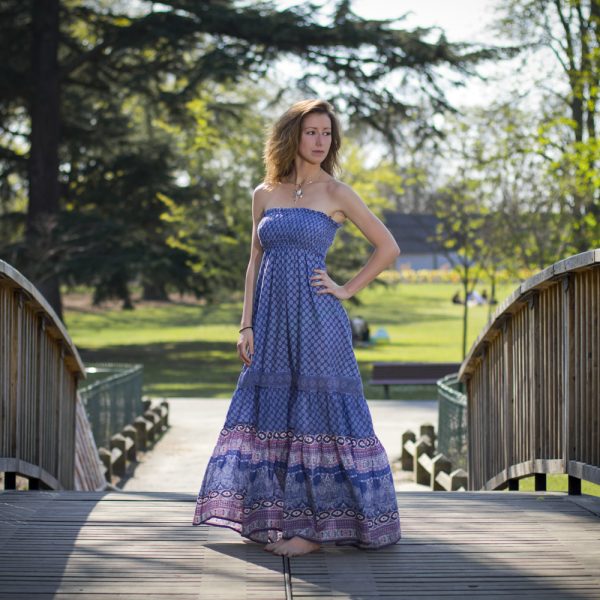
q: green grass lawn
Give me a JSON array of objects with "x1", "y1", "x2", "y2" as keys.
[
  {"x1": 64, "y1": 280, "x2": 515, "y2": 399},
  {"x1": 517, "y1": 474, "x2": 600, "y2": 497}
]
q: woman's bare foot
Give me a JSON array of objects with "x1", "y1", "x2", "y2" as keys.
[
  {"x1": 271, "y1": 536, "x2": 320, "y2": 557},
  {"x1": 264, "y1": 538, "x2": 287, "y2": 552}
]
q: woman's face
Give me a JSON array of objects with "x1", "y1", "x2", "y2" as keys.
[{"x1": 297, "y1": 112, "x2": 332, "y2": 166}]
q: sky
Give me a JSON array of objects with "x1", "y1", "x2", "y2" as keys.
[
  {"x1": 274, "y1": 0, "x2": 555, "y2": 110},
  {"x1": 351, "y1": 0, "x2": 499, "y2": 42}
]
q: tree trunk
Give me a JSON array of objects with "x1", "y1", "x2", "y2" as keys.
[
  {"x1": 462, "y1": 276, "x2": 469, "y2": 360},
  {"x1": 142, "y1": 281, "x2": 169, "y2": 301},
  {"x1": 488, "y1": 276, "x2": 497, "y2": 321},
  {"x1": 27, "y1": 0, "x2": 62, "y2": 319}
]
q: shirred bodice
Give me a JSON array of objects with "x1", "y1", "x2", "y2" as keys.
[{"x1": 258, "y1": 207, "x2": 342, "y2": 258}]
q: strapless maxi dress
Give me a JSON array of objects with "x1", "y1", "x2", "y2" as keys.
[{"x1": 192, "y1": 206, "x2": 401, "y2": 549}]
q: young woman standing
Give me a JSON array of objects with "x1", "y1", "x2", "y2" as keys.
[{"x1": 193, "y1": 99, "x2": 402, "y2": 557}]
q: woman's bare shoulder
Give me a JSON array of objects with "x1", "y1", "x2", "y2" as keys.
[
  {"x1": 252, "y1": 182, "x2": 278, "y2": 217},
  {"x1": 325, "y1": 178, "x2": 360, "y2": 207},
  {"x1": 323, "y1": 176, "x2": 351, "y2": 197}
]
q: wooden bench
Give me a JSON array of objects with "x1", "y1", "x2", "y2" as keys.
[{"x1": 370, "y1": 362, "x2": 461, "y2": 399}]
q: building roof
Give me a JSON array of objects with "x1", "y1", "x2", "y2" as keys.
[{"x1": 383, "y1": 212, "x2": 443, "y2": 254}]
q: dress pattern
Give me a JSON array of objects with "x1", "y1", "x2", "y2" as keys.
[{"x1": 193, "y1": 206, "x2": 401, "y2": 549}]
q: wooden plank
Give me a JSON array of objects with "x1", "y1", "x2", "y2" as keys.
[
  {"x1": 289, "y1": 491, "x2": 600, "y2": 599},
  {"x1": 0, "y1": 491, "x2": 285, "y2": 599},
  {"x1": 0, "y1": 491, "x2": 599, "y2": 598}
]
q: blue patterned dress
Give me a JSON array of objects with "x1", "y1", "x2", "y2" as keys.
[{"x1": 193, "y1": 206, "x2": 401, "y2": 549}]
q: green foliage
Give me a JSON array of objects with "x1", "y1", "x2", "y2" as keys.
[{"x1": 494, "y1": 0, "x2": 600, "y2": 252}]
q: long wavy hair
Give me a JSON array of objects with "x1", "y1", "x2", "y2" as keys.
[{"x1": 263, "y1": 99, "x2": 342, "y2": 187}]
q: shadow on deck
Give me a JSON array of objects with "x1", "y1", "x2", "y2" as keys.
[{"x1": 1, "y1": 490, "x2": 599, "y2": 599}]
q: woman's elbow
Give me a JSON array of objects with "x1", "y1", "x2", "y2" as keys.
[
  {"x1": 377, "y1": 237, "x2": 400, "y2": 261},
  {"x1": 388, "y1": 240, "x2": 401, "y2": 258},
  {"x1": 376, "y1": 241, "x2": 400, "y2": 264}
]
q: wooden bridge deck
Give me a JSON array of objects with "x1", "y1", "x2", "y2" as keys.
[{"x1": 1, "y1": 490, "x2": 599, "y2": 599}]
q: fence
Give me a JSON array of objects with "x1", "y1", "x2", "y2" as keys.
[
  {"x1": 79, "y1": 363, "x2": 144, "y2": 451},
  {"x1": 436, "y1": 373, "x2": 468, "y2": 472},
  {"x1": 459, "y1": 249, "x2": 600, "y2": 492},
  {"x1": 0, "y1": 260, "x2": 85, "y2": 490}
]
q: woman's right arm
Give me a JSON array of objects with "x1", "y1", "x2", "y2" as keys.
[{"x1": 237, "y1": 187, "x2": 265, "y2": 365}]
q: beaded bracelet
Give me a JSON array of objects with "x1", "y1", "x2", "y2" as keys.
[{"x1": 239, "y1": 326, "x2": 253, "y2": 333}]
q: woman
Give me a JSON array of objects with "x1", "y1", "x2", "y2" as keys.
[{"x1": 193, "y1": 98, "x2": 402, "y2": 557}]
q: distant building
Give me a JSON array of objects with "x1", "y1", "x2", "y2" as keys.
[{"x1": 382, "y1": 212, "x2": 455, "y2": 270}]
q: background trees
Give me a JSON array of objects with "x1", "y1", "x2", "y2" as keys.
[
  {"x1": 495, "y1": 0, "x2": 599, "y2": 252},
  {"x1": 0, "y1": 0, "x2": 511, "y2": 316},
  {"x1": 1, "y1": 0, "x2": 597, "y2": 325}
]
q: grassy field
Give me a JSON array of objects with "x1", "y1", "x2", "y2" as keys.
[
  {"x1": 517, "y1": 474, "x2": 600, "y2": 496},
  {"x1": 65, "y1": 280, "x2": 515, "y2": 399}
]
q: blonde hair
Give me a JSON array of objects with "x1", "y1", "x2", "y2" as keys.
[{"x1": 263, "y1": 99, "x2": 342, "y2": 186}]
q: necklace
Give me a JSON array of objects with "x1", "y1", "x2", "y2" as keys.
[{"x1": 292, "y1": 171, "x2": 321, "y2": 202}]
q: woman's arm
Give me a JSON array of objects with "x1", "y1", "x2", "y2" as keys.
[
  {"x1": 239, "y1": 187, "x2": 265, "y2": 329},
  {"x1": 336, "y1": 183, "x2": 401, "y2": 299}
]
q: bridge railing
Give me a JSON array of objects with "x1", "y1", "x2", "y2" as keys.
[
  {"x1": 0, "y1": 260, "x2": 85, "y2": 490},
  {"x1": 459, "y1": 249, "x2": 600, "y2": 493},
  {"x1": 79, "y1": 363, "x2": 143, "y2": 450}
]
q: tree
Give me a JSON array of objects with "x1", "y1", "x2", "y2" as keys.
[
  {"x1": 0, "y1": 0, "x2": 516, "y2": 315},
  {"x1": 27, "y1": 0, "x2": 62, "y2": 316},
  {"x1": 432, "y1": 182, "x2": 487, "y2": 360},
  {"x1": 495, "y1": 0, "x2": 600, "y2": 251}
]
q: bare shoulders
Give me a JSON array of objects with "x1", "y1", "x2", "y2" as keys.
[
  {"x1": 253, "y1": 182, "x2": 269, "y2": 198},
  {"x1": 326, "y1": 178, "x2": 356, "y2": 200},
  {"x1": 323, "y1": 178, "x2": 360, "y2": 221},
  {"x1": 252, "y1": 183, "x2": 272, "y2": 215}
]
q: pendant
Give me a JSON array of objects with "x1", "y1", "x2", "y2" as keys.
[{"x1": 294, "y1": 187, "x2": 303, "y2": 200}]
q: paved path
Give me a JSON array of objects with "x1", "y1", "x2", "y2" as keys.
[{"x1": 122, "y1": 398, "x2": 438, "y2": 494}]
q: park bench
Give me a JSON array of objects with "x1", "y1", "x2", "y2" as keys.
[{"x1": 370, "y1": 362, "x2": 461, "y2": 399}]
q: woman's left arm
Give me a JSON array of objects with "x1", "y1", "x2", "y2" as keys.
[{"x1": 310, "y1": 184, "x2": 401, "y2": 300}]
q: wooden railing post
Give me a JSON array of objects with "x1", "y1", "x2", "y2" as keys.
[
  {"x1": 401, "y1": 430, "x2": 416, "y2": 471},
  {"x1": 480, "y1": 342, "x2": 489, "y2": 489},
  {"x1": 431, "y1": 454, "x2": 451, "y2": 491},
  {"x1": 9, "y1": 290, "x2": 24, "y2": 480},
  {"x1": 502, "y1": 316, "x2": 513, "y2": 487},
  {"x1": 561, "y1": 274, "x2": 580, "y2": 495},
  {"x1": 527, "y1": 291, "x2": 541, "y2": 481},
  {"x1": 414, "y1": 436, "x2": 434, "y2": 486},
  {"x1": 465, "y1": 375, "x2": 474, "y2": 490}
]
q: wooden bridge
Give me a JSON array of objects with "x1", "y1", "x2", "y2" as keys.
[
  {"x1": 1, "y1": 251, "x2": 599, "y2": 599},
  {"x1": 1, "y1": 490, "x2": 599, "y2": 599}
]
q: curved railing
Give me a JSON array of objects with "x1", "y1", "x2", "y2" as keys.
[
  {"x1": 0, "y1": 260, "x2": 85, "y2": 490},
  {"x1": 458, "y1": 249, "x2": 600, "y2": 492}
]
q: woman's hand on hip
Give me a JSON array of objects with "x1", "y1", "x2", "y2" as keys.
[{"x1": 310, "y1": 268, "x2": 352, "y2": 300}]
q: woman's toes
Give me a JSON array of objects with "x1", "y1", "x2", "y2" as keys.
[
  {"x1": 273, "y1": 537, "x2": 320, "y2": 556},
  {"x1": 264, "y1": 538, "x2": 286, "y2": 552}
]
